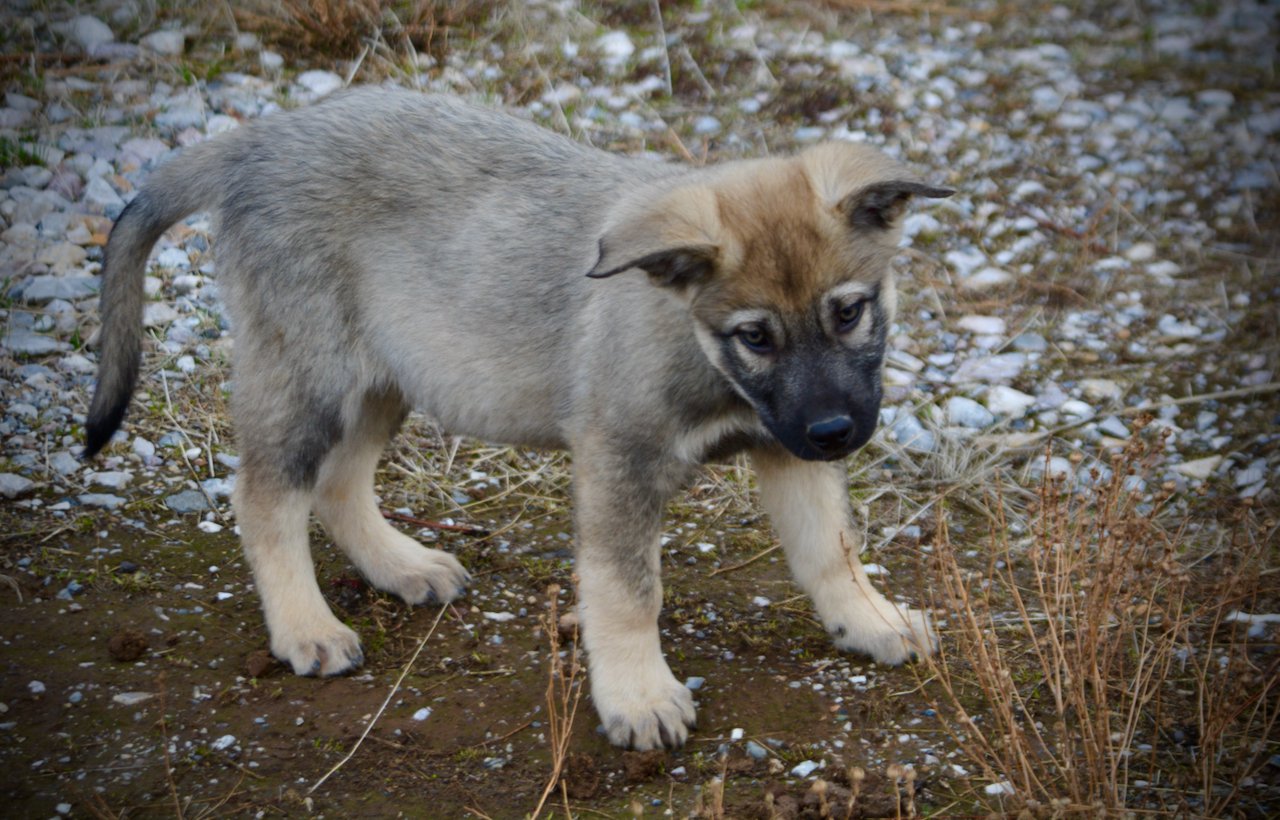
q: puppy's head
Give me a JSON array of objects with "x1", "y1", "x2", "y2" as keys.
[{"x1": 589, "y1": 142, "x2": 952, "y2": 461}]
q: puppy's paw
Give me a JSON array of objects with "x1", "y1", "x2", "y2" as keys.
[
  {"x1": 359, "y1": 539, "x2": 471, "y2": 606},
  {"x1": 830, "y1": 605, "x2": 936, "y2": 666},
  {"x1": 593, "y1": 666, "x2": 697, "y2": 751},
  {"x1": 270, "y1": 616, "x2": 364, "y2": 677}
]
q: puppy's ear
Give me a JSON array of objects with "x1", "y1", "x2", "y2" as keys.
[
  {"x1": 839, "y1": 180, "x2": 954, "y2": 231},
  {"x1": 801, "y1": 142, "x2": 953, "y2": 232},
  {"x1": 587, "y1": 184, "x2": 723, "y2": 289}
]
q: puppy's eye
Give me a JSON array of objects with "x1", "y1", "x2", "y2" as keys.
[
  {"x1": 836, "y1": 300, "x2": 867, "y2": 333},
  {"x1": 736, "y1": 324, "x2": 773, "y2": 354}
]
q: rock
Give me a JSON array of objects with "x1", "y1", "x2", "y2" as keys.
[
  {"x1": 156, "y1": 247, "x2": 190, "y2": 268},
  {"x1": 210, "y1": 734, "x2": 237, "y2": 751},
  {"x1": 1234, "y1": 458, "x2": 1267, "y2": 488},
  {"x1": 84, "y1": 175, "x2": 125, "y2": 214},
  {"x1": 112, "y1": 692, "x2": 155, "y2": 706},
  {"x1": 1012, "y1": 332, "x2": 1048, "y2": 352},
  {"x1": 1080, "y1": 378, "x2": 1122, "y2": 402},
  {"x1": 1097, "y1": 416, "x2": 1130, "y2": 439},
  {"x1": 0, "y1": 473, "x2": 35, "y2": 498},
  {"x1": 1124, "y1": 242, "x2": 1156, "y2": 261},
  {"x1": 960, "y1": 266, "x2": 1014, "y2": 291},
  {"x1": 245, "y1": 650, "x2": 277, "y2": 678},
  {"x1": 789, "y1": 760, "x2": 820, "y2": 778},
  {"x1": 79, "y1": 493, "x2": 126, "y2": 509},
  {"x1": 36, "y1": 242, "x2": 88, "y2": 274},
  {"x1": 1028, "y1": 456, "x2": 1073, "y2": 482},
  {"x1": 956, "y1": 315, "x2": 1007, "y2": 336},
  {"x1": 1174, "y1": 455, "x2": 1222, "y2": 480},
  {"x1": 891, "y1": 413, "x2": 936, "y2": 452},
  {"x1": 684, "y1": 676, "x2": 705, "y2": 691},
  {"x1": 2, "y1": 330, "x2": 66, "y2": 355},
  {"x1": 946, "y1": 396, "x2": 995, "y2": 428},
  {"x1": 57, "y1": 354, "x2": 96, "y2": 374},
  {"x1": 595, "y1": 31, "x2": 635, "y2": 71},
  {"x1": 140, "y1": 30, "x2": 185, "y2": 56},
  {"x1": 60, "y1": 15, "x2": 115, "y2": 53},
  {"x1": 29, "y1": 680, "x2": 46, "y2": 694},
  {"x1": 165, "y1": 489, "x2": 210, "y2": 513},
  {"x1": 259, "y1": 50, "x2": 284, "y2": 72},
  {"x1": 951, "y1": 353, "x2": 1027, "y2": 384},
  {"x1": 50, "y1": 452, "x2": 81, "y2": 476},
  {"x1": 985, "y1": 385, "x2": 1036, "y2": 417},
  {"x1": 412, "y1": 707, "x2": 432, "y2": 721},
  {"x1": 1156, "y1": 314, "x2": 1201, "y2": 339},
  {"x1": 23, "y1": 275, "x2": 100, "y2": 303},
  {"x1": 132, "y1": 437, "x2": 156, "y2": 459},
  {"x1": 296, "y1": 70, "x2": 343, "y2": 97},
  {"x1": 142, "y1": 302, "x2": 179, "y2": 327},
  {"x1": 107, "y1": 630, "x2": 149, "y2": 662},
  {"x1": 87, "y1": 470, "x2": 133, "y2": 490},
  {"x1": 745, "y1": 740, "x2": 769, "y2": 761}
]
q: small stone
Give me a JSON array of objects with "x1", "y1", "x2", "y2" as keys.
[
  {"x1": 197, "y1": 520, "x2": 224, "y2": 533},
  {"x1": 1028, "y1": 456, "x2": 1073, "y2": 482},
  {"x1": 1156, "y1": 314, "x2": 1201, "y2": 339},
  {"x1": 79, "y1": 493, "x2": 126, "y2": 510},
  {"x1": 1080, "y1": 378, "x2": 1122, "y2": 402},
  {"x1": 789, "y1": 760, "x2": 820, "y2": 778},
  {"x1": 960, "y1": 267, "x2": 1014, "y2": 292},
  {"x1": 595, "y1": 30, "x2": 635, "y2": 70},
  {"x1": 245, "y1": 650, "x2": 277, "y2": 678},
  {"x1": 112, "y1": 692, "x2": 155, "y2": 706},
  {"x1": 946, "y1": 396, "x2": 995, "y2": 428},
  {"x1": 140, "y1": 30, "x2": 185, "y2": 56},
  {"x1": 259, "y1": 50, "x2": 284, "y2": 72},
  {"x1": 84, "y1": 176, "x2": 125, "y2": 214},
  {"x1": 745, "y1": 740, "x2": 769, "y2": 760},
  {"x1": 951, "y1": 353, "x2": 1027, "y2": 384},
  {"x1": 132, "y1": 437, "x2": 156, "y2": 459},
  {"x1": 50, "y1": 452, "x2": 81, "y2": 476},
  {"x1": 0, "y1": 473, "x2": 35, "y2": 498},
  {"x1": 985, "y1": 385, "x2": 1036, "y2": 417},
  {"x1": 28, "y1": 680, "x2": 46, "y2": 694},
  {"x1": 165, "y1": 490, "x2": 210, "y2": 513},
  {"x1": 412, "y1": 707, "x2": 432, "y2": 721},
  {"x1": 1174, "y1": 455, "x2": 1222, "y2": 481},
  {"x1": 1097, "y1": 416, "x2": 1130, "y2": 439},
  {"x1": 22, "y1": 274, "x2": 100, "y2": 303},
  {"x1": 956, "y1": 315, "x2": 1007, "y2": 336},
  {"x1": 985, "y1": 781, "x2": 1015, "y2": 796},
  {"x1": 210, "y1": 734, "x2": 237, "y2": 751},
  {"x1": 891, "y1": 413, "x2": 936, "y2": 452},
  {"x1": 296, "y1": 70, "x2": 344, "y2": 97},
  {"x1": 142, "y1": 302, "x2": 179, "y2": 327},
  {"x1": 3, "y1": 329, "x2": 66, "y2": 355},
  {"x1": 1060, "y1": 399, "x2": 1094, "y2": 420},
  {"x1": 1234, "y1": 459, "x2": 1267, "y2": 488},
  {"x1": 87, "y1": 470, "x2": 132, "y2": 490},
  {"x1": 684, "y1": 676, "x2": 705, "y2": 691},
  {"x1": 1125, "y1": 242, "x2": 1156, "y2": 262},
  {"x1": 60, "y1": 15, "x2": 115, "y2": 53}
]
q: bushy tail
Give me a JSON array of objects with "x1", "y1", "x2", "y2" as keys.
[{"x1": 83, "y1": 143, "x2": 224, "y2": 458}]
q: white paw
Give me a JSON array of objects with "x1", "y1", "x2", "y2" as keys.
[
  {"x1": 270, "y1": 614, "x2": 364, "y2": 677},
  {"x1": 830, "y1": 604, "x2": 936, "y2": 666},
  {"x1": 359, "y1": 539, "x2": 471, "y2": 606},
  {"x1": 591, "y1": 664, "x2": 697, "y2": 750}
]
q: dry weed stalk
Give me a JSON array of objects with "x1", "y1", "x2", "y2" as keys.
[
  {"x1": 531, "y1": 584, "x2": 584, "y2": 819},
  {"x1": 915, "y1": 420, "x2": 1276, "y2": 814}
]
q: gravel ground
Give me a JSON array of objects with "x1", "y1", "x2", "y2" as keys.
[{"x1": 1, "y1": 0, "x2": 1277, "y2": 816}]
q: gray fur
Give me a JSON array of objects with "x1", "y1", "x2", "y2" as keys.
[{"x1": 86, "y1": 87, "x2": 952, "y2": 751}]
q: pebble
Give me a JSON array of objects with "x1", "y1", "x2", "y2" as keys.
[
  {"x1": 22, "y1": 275, "x2": 100, "y2": 303},
  {"x1": 956, "y1": 315, "x2": 1007, "y2": 336},
  {"x1": 1080, "y1": 378, "x2": 1123, "y2": 402},
  {"x1": 296, "y1": 70, "x2": 344, "y2": 97},
  {"x1": 79, "y1": 494, "x2": 126, "y2": 510},
  {"x1": 28, "y1": 681, "x2": 46, "y2": 695},
  {"x1": 210, "y1": 734, "x2": 237, "y2": 751},
  {"x1": 685, "y1": 676, "x2": 705, "y2": 691},
  {"x1": 789, "y1": 760, "x2": 820, "y2": 778},
  {"x1": 745, "y1": 740, "x2": 769, "y2": 760},
  {"x1": 0, "y1": 473, "x2": 35, "y2": 498},
  {"x1": 984, "y1": 385, "x2": 1036, "y2": 417},
  {"x1": 1173, "y1": 455, "x2": 1222, "y2": 481},
  {"x1": 112, "y1": 692, "x2": 154, "y2": 706},
  {"x1": 140, "y1": 30, "x2": 185, "y2": 56},
  {"x1": 59, "y1": 15, "x2": 114, "y2": 53},
  {"x1": 3, "y1": 330, "x2": 67, "y2": 355},
  {"x1": 87, "y1": 470, "x2": 132, "y2": 490},
  {"x1": 412, "y1": 707, "x2": 432, "y2": 721},
  {"x1": 165, "y1": 490, "x2": 211, "y2": 513},
  {"x1": 946, "y1": 396, "x2": 995, "y2": 428}
]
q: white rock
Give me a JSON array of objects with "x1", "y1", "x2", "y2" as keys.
[
  {"x1": 946, "y1": 396, "x2": 995, "y2": 428},
  {"x1": 483, "y1": 611, "x2": 516, "y2": 622},
  {"x1": 951, "y1": 353, "x2": 1027, "y2": 384},
  {"x1": 132, "y1": 437, "x2": 156, "y2": 459},
  {"x1": 1060, "y1": 399, "x2": 1095, "y2": 420},
  {"x1": 29, "y1": 680, "x2": 46, "y2": 694},
  {"x1": 0, "y1": 473, "x2": 35, "y2": 498},
  {"x1": 87, "y1": 470, "x2": 132, "y2": 490},
  {"x1": 1174, "y1": 455, "x2": 1222, "y2": 480},
  {"x1": 259, "y1": 50, "x2": 284, "y2": 72},
  {"x1": 1080, "y1": 378, "x2": 1122, "y2": 402},
  {"x1": 197, "y1": 521, "x2": 224, "y2": 533},
  {"x1": 1097, "y1": 416, "x2": 1130, "y2": 439},
  {"x1": 985, "y1": 781, "x2": 1015, "y2": 796},
  {"x1": 1156, "y1": 314, "x2": 1201, "y2": 339},
  {"x1": 1234, "y1": 459, "x2": 1267, "y2": 487},
  {"x1": 595, "y1": 31, "x2": 635, "y2": 70},
  {"x1": 50, "y1": 452, "x2": 81, "y2": 476},
  {"x1": 57, "y1": 354, "x2": 96, "y2": 374},
  {"x1": 296, "y1": 70, "x2": 343, "y2": 97},
  {"x1": 1125, "y1": 242, "x2": 1156, "y2": 262},
  {"x1": 156, "y1": 247, "x2": 190, "y2": 268},
  {"x1": 142, "y1": 302, "x2": 179, "y2": 327},
  {"x1": 985, "y1": 385, "x2": 1036, "y2": 417},
  {"x1": 1028, "y1": 456, "x2": 1073, "y2": 481},
  {"x1": 210, "y1": 734, "x2": 237, "y2": 750},
  {"x1": 790, "y1": 760, "x2": 820, "y2": 778},
  {"x1": 61, "y1": 15, "x2": 115, "y2": 52},
  {"x1": 412, "y1": 707, "x2": 432, "y2": 721},
  {"x1": 113, "y1": 692, "x2": 155, "y2": 706},
  {"x1": 140, "y1": 30, "x2": 185, "y2": 56},
  {"x1": 2, "y1": 329, "x2": 66, "y2": 355},
  {"x1": 960, "y1": 267, "x2": 1014, "y2": 291},
  {"x1": 945, "y1": 247, "x2": 986, "y2": 278},
  {"x1": 956, "y1": 315, "x2": 1007, "y2": 336},
  {"x1": 84, "y1": 175, "x2": 125, "y2": 212}
]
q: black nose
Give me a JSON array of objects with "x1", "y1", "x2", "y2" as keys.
[{"x1": 806, "y1": 416, "x2": 855, "y2": 453}]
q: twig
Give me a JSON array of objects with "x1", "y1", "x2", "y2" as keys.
[
  {"x1": 530, "y1": 584, "x2": 583, "y2": 819},
  {"x1": 308, "y1": 603, "x2": 449, "y2": 795},
  {"x1": 156, "y1": 674, "x2": 185, "y2": 820},
  {"x1": 649, "y1": 0, "x2": 672, "y2": 97},
  {"x1": 382, "y1": 510, "x2": 490, "y2": 536},
  {"x1": 708, "y1": 543, "x2": 779, "y2": 576}
]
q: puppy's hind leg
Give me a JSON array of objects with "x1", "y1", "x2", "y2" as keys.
[
  {"x1": 234, "y1": 390, "x2": 363, "y2": 677},
  {"x1": 313, "y1": 389, "x2": 470, "y2": 607},
  {"x1": 751, "y1": 446, "x2": 936, "y2": 665}
]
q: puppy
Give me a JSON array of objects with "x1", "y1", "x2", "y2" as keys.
[{"x1": 86, "y1": 87, "x2": 952, "y2": 750}]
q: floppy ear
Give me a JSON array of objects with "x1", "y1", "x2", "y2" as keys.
[
  {"x1": 839, "y1": 180, "x2": 954, "y2": 230},
  {"x1": 586, "y1": 184, "x2": 723, "y2": 289}
]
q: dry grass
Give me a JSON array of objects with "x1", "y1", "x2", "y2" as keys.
[
  {"x1": 531, "y1": 583, "x2": 585, "y2": 820},
  {"x1": 229, "y1": 0, "x2": 496, "y2": 63},
  {"x1": 913, "y1": 419, "x2": 1278, "y2": 815}
]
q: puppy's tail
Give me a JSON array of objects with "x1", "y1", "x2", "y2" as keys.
[{"x1": 83, "y1": 141, "x2": 225, "y2": 458}]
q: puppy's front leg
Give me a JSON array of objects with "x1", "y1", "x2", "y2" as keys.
[
  {"x1": 573, "y1": 443, "x2": 695, "y2": 750},
  {"x1": 752, "y1": 446, "x2": 936, "y2": 664}
]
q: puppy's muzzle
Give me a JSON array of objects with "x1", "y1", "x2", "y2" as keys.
[{"x1": 806, "y1": 415, "x2": 855, "y2": 456}]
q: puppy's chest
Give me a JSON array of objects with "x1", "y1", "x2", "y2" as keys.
[{"x1": 673, "y1": 411, "x2": 770, "y2": 464}]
